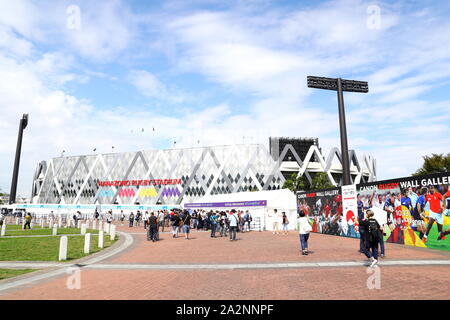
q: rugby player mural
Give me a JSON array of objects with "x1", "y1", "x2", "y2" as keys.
[{"x1": 297, "y1": 172, "x2": 450, "y2": 252}]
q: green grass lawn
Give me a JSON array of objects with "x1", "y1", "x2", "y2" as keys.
[
  {"x1": 0, "y1": 269, "x2": 37, "y2": 280},
  {"x1": 5, "y1": 225, "x2": 99, "y2": 236},
  {"x1": 0, "y1": 234, "x2": 119, "y2": 261}
]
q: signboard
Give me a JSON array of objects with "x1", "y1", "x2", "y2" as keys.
[
  {"x1": 184, "y1": 200, "x2": 267, "y2": 209},
  {"x1": 297, "y1": 171, "x2": 450, "y2": 252}
]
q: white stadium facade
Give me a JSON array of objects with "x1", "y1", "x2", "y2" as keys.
[{"x1": 31, "y1": 137, "x2": 376, "y2": 206}]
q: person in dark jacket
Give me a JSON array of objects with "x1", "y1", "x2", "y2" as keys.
[
  {"x1": 129, "y1": 212, "x2": 135, "y2": 228},
  {"x1": 148, "y1": 212, "x2": 158, "y2": 242},
  {"x1": 357, "y1": 194, "x2": 367, "y2": 254},
  {"x1": 359, "y1": 209, "x2": 381, "y2": 268},
  {"x1": 171, "y1": 211, "x2": 181, "y2": 238}
]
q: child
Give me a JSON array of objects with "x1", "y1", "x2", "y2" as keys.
[
  {"x1": 360, "y1": 209, "x2": 381, "y2": 267},
  {"x1": 298, "y1": 211, "x2": 312, "y2": 255}
]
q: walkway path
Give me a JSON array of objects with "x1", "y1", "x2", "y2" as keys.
[{"x1": 0, "y1": 225, "x2": 449, "y2": 300}]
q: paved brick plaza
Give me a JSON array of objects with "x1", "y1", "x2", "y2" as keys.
[{"x1": 0, "y1": 224, "x2": 449, "y2": 300}]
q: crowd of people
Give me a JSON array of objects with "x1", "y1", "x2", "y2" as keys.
[{"x1": 122, "y1": 208, "x2": 255, "y2": 242}]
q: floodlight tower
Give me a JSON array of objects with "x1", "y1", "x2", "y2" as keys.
[
  {"x1": 307, "y1": 76, "x2": 368, "y2": 185},
  {"x1": 9, "y1": 114, "x2": 29, "y2": 204}
]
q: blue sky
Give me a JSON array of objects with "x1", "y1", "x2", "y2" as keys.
[{"x1": 0, "y1": 0, "x2": 450, "y2": 197}]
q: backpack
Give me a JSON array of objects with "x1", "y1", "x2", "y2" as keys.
[{"x1": 368, "y1": 219, "x2": 380, "y2": 242}]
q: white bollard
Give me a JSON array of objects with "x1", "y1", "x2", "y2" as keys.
[
  {"x1": 84, "y1": 233, "x2": 91, "y2": 254},
  {"x1": 49, "y1": 219, "x2": 54, "y2": 229},
  {"x1": 110, "y1": 225, "x2": 116, "y2": 241},
  {"x1": 40, "y1": 219, "x2": 44, "y2": 228},
  {"x1": 105, "y1": 223, "x2": 110, "y2": 234},
  {"x1": 58, "y1": 216, "x2": 62, "y2": 228},
  {"x1": 85, "y1": 220, "x2": 90, "y2": 230},
  {"x1": 81, "y1": 224, "x2": 87, "y2": 235},
  {"x1": 1, "y1": 223, "x2": 6, "y2": 237},
  {"x1": 16, "y1": 218, "x2": 19, "y2": 225},
  {"x1": 30, "y1": 222, "x2": 34, "y2": 229},
  {"x1": 52, "y1": 224, "x2": 58, "y2": 236},
  {"x1": 98, "y1": 231, "x2": 104, "y2": 248},
  {"x1": 77, "y1": 220, "x2": 81, "y2": 229},
  {"x1": 92, "y1": 220, "x2": 97, "y2": 230},
  {"x1": 59, "y1": 236, "x2": 68, "y2": 261},
  {"x1": 98, "y1": 221, "x2": 103, "y2": 231}
]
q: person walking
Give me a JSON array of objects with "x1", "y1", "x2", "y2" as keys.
[
  {"x1": 73, "y1": 211, "x2": 79, "y2": 228},
  {"x1": 143, "y1": 211, "x2": 149, "y2": 230},
  {"x1": 282, "y1": 212, "x2": 289, "y2": 235},
  {"x1": 148, "y1": 212, "x2": 158, "y2": 242},
  {"x1": 171, "y1": 211, "x2": 181, "y2": 238},
  {"x1": 359, "y1": 210, "x2": 381, "y2": 268},
  {"x1": 298, "y1": 211, "x2": 312, "y2": 255},
  {"x1": 244, "y1": 210, "x2": 252, "y2": 232},
  {"x1": 210, "y1": 212, "x2": 218, "y2": 238},
  {"x1": 24, "y1": 212, "x2": 32, "y2": 230},
  {"x1": 239, "y1": 211, "x2": 246, "y2": 233},
  {"x1": 120, "y1": 210, "x2": 125, "y2": 226},
  {"x1": 228, "y1": 209, "x2": 239, "y2": 241},
  {"x1": 106, "y1": 211, "x2": 113, "y2": 225},
  {"x1": 357, "y1": 195, "x2": 367, "y2": 254},
  {"x1": 129, "y1": 212, "x2": 135, "y2": 228},
  {"x1": 180, "y1": 210, "x2": 192, "y2": 240},
  {"x1": 135, "y1": 211, "x2": 142, "y2": 227},
  {"x1": 157, "y1": 210, "x2": 165, "y2": 232},
  {"x1": 221, "y1": 212, "x2": 229, "y2": 236},
  {"x1": 271, "y1": 209, "x2": 281, "y2": 234},
  {"x1": 191, "y1": 210, "x2": 198, "y2": 229}
]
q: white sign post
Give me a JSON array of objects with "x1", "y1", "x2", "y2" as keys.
[
  {"x1": 341, "y1": 184, "x2": 358, "y2": 237},
  {"x1": 110, "y1": 225, "x2": 116, "y2": 241},
  {"x1": 92, "y1": 220, "x2": 97, "y2": 230},
  {"x1": 1, "y1": 223, "x2": 6, "y2": 237},
  {"x1": 52, "y1": 224, "x2": 58, "y2": 236},
  {"x1": 84, "y1": 233, "x2": 91, "y2": 254},
  {"x1": 59, "y1": 236, "x2": 68, "y2": 261},
  {"x1": 81, "y1": 224, "x2": 87, "y2": 235},
  {"x1": 98, "y1": 231, "x2": 104, "y2": 248}
]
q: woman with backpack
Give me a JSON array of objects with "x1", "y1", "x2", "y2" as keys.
[{"x1": 359, "y1": 209, "x2": 381, "y2": 267}]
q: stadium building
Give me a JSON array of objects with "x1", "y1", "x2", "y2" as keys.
[{"x1": 31, "y1": 138, "x2": 376, "y2": 205}]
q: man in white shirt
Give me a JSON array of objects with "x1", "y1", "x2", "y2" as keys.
[
  {"x1": 271, "y1": 209, "x2": 281, "y2": 234},
  {"x1": 228, "y1": 209, "x2": 239, "y2": 241},
  {"x1": 157, "y1": 210, "x2": 165, "y2": 232},
  {"x1": 142, "y1": 211, "x2": 149, "y2": 229}
]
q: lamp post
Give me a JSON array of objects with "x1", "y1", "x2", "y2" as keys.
[
  {"x1": 9, "y1": 114, "x2": 29, "y2": 204},
  {"x1": 307, "y1": 76, "x2": 368, "y2": 185}
]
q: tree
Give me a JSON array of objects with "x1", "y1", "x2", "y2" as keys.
[
  {"x1": 283, "y1": 173, "x2": 308, "y2": 192},
  {"x1": 283, "y1": 172, "x2": 335, "y2": 192},
  {"x1": 413, "y1": 153, "x2": 450, "y2": 176},
  {"x1": 310, "y1": 172, "x2": 335, "y2": 190}
]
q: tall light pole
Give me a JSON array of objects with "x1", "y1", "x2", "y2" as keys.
[
  {"x1": 9, "y1": 114, "x2": 29, "y2": 204},
  {"x1": 307, "y1": 76, "x2": 368, "y2": 186}
]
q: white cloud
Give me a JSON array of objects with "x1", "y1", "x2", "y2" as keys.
[{"x1": 1, "y1": 0, "x2": 450, "y2": 198}]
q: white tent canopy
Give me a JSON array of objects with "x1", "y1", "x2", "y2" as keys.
[{"x1": 184, "y1": 189, "x2": 298, "y2": 231}]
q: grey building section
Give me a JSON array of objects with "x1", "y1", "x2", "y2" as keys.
[{"x1": 32, "y1": 142, "x2": 376, "y2": 205}]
